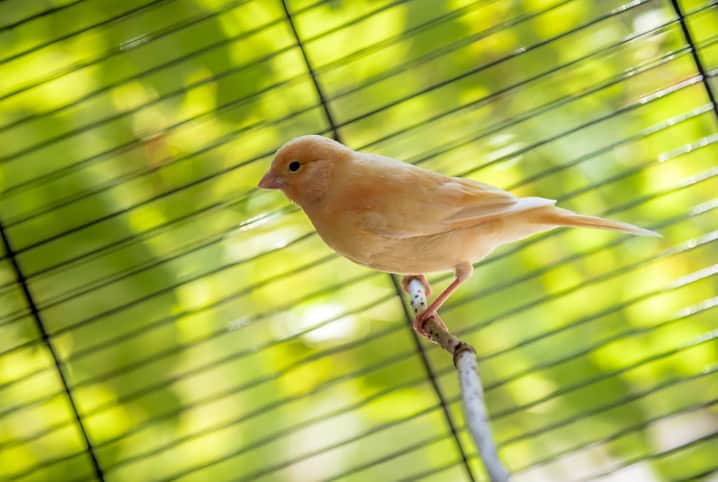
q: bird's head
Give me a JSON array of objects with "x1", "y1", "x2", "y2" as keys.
[{"x1": 258, "y1": 135, "x2": 352, "y2": 205}]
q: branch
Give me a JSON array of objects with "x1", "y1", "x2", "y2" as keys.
[{"x1": 407, "y1": 278, "x2": 511, "y2": 482}]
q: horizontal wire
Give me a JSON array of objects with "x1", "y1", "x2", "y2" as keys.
[
  {"x1": 0, "y1": 0, "x2": 178, "y2": 65},
  {"x1": 2, "y1": 139, "x2": 710, "y2": 430},
  {"x1": 0, "y1": 247, "x2": 342, "y2": 400},
  {"x1": 0, "y1": 217, "x2": 320, "y2": 329},
  {"x1": 0, "y1": 0, "x2": 573, "y2": 198},
  {"x1": 356, "y1": 0, "x2": 706, "y2": 153},
  {"x1": 0, "y1": 0, "x2": 304, "y2": 104},
  {"x1": 0, "y1": 2, "x2": 510, "y2": 232},
  {"x1": 578, "y1": 430, "x2": 718, "y2": 482},
  {"x1": 0, "y1": 40, "x2": 697, "y2": 329},
  {"x1": 0, "y1": 17, "x2": 689, "y2": 303},
  {"x1": 1, "y1": 147, "x2": 713, "y2": 432},
  {"x1": 315, "y1": 433, "x2": 452, "y2": 482},
  {"x1": 1, "y1": 269, "x2": 381, "y2": 389},
  {"x1": 14, "y1": 276, "x2": 716, "y2": 479},
  {"x1": 407, "y1": 397, "x2": 718, "y2": 482},
  {"x1": 0, "y1": 228, "x2": 318, "y2": 329},
  {"x1": 224, "y1": 405, "x2": 447, "y2": 482},
  {"x1": 413, "y1": 142, "x2": 718, "y2": 321},
  {"x1": 20, "y1": 233, "x2": 716, "y2": 478},
  {"x1": 0, "y1": 284, "x2": 397, "y2": 423},
  {"x1": 0, "y1": 0, "x2": 426, "y2": 165},
  {"x1": 2, "y1": 208, "x2": 298, "y2": 308},
  {"x1": 340, "y1": 0, "x2": 664, "y2": 136},
  {"x1": 236, "y1": 409, "x2": 453, "y2": 482},
  {"x1": 1, "y1": 0, "x2": 716, "y2": 478},
  {"x1": 496, "y1": 364, "x2": 718, "y2": 450},
  {"x1": 1, "y1": 2, "x2": 716, "y2": 470},
  {"x1": 220, "y1": 312, "x2": 718, "y2": 482},
  {"x1": 457, "y1": 73, "x2": 704, "y2": 179},
  {"x1": 0, "y1": 0, "x2": 505, "y2": 232},
  {"x1": 0, "y1": 85, "x2": 708, "y2": 327},
  {"x1": 1, "y1": 0, "x2": 659, "y2": 211},
  {"x1": 0, "y1": 0, "x2": 489, "y2": 133},
  {"x1": 2, "y1": 30, "x2": 704, "y2": 308},
  {"x1": 0, "y1": 295, "x2": 402, "y2": 455},
  {"x1": 0, "y1": 0, "x2": 88, "y2": 32},
  {"x1": 4, "y1": 16, "x2": 694, "y2": 240},
  {"x1": 403, "y1": 46, "x2": 705, "y2": 170},
  {"x1": 297, "y1": 365, "x2": 718, "y2": 482},
  {"x1": 334, "y1": 366, "x2": 718, "y2": 481},
  {"x1": 516, "y1": 397, "x2": 718, "y2": 474},
  {"x1": 670, "y1": 465, "x2": 718, "y2": 482},
  {"x1": 164, "y1": 383, "x2": 433, "y2": 471},
  {"x1": 4, "y1": 27, "x2": 704, "y2": 286},
  {"x1": 10, "y1": 349, "x2": 424, "y2": 480},
  {"x1": 1, "y1": 71, "x2": 693, "y2": 331},
  {"x1": 2, "y1": 220, "x2": 709, "y2": 472},
  {"x1": 2, "y1": 162, "x2": 711, "y2": 417},
  {"x1": 395, "y1": 458, "x2": 463, "y2": 482}
]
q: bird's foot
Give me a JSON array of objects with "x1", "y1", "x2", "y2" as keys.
[
  {"x1": 413, "y1": 309, "x2": 448, "y2": 339},
  {"x1": 401, "y1": 274, "x2": 432, "y2": 297}
]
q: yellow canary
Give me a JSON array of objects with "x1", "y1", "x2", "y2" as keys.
[{"x1": 258, "y1": 135, "x2": 659, "y2": 337}]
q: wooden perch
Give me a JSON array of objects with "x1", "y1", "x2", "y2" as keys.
[{"x1": 407, "y1": 278, "x2": 511, "y2": 482}]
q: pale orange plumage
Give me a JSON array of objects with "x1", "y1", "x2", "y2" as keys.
[{"x1": 258, "y1": 135, "x2": 660, "y2": 337}]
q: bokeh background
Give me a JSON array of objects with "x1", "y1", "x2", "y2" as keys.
[{"x1": 1, "y1": 0, "x2": 717, "y2": 481}]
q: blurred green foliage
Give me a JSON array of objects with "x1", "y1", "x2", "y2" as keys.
[{"x1": 0, "y1": 0, "x2": 717, "y2": 481}]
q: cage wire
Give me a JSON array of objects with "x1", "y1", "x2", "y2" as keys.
[{"x1": 0, "y1": 0, "x2": 716, "y2": 480}]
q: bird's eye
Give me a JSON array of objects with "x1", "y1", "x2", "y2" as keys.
[{"x1": 288, "y1": 161, "x2": 301, "y2": 172}]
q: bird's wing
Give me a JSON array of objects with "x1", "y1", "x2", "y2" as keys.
[
  {"x1": 441, "y1": 178, "x2": 556, "y2": 229},
  {"x1": 346, "y1": 157, "x2": 554, "y2": 239}
]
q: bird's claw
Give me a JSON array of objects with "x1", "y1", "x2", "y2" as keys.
[
  {"x1": 413, "y1": 309, "x2": 448, "y2": 340},
  {"x1": 401, "y1": 274, "x2": 432, "y2": 297}
]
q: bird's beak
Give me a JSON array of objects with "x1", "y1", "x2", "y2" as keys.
[{"x1": 258, "y1": 172, "x2": 282, "y2": 189}]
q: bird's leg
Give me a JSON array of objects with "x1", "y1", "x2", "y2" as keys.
[
  {"x1": 401, "y1": 274, "x2": 432, "y2": 297},
  {"x1": 414, "y1": 263, "x2": 473, "y2": 335}
]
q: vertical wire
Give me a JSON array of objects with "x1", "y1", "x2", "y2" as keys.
[
  {"x1": 0, "y1": 220, "x2": 105, "y2": 482},
  {"x1": 279, "y1": 1, "x2": 477, "y2": 479},
  {"x1": 670, "y1": 0, "x2": 718, "y2": 121},
  {"x1": 280, "y1": 0, "x2": 341, "y2": 141},
  {"x1": 390, "y1": 275, "x2": 478, "y2": 482}
]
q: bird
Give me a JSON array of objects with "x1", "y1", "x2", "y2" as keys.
[{"x1": 258, "y1": 135, "x2": 660, "y2": 339}]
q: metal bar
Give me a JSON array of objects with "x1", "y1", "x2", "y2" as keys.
[
  {"x1": 1, "y1": 92, "x2": 709, "y2": 318},
  {"x1": 8, "y1": 223, "x2": 714, "y2": 479},
  {"x1": 1, "y1": 148, "x2": 713, "y2": 414},
  {"x1": 0, "y1": 0, "x2": 177, "y2": 65},
  {"x1": 0, "y1": 0, "x2": 283, "y2": 103},
  {"x1": 670, "y1": 0, "x2": 718, "y2": 121},
  {"x1": 0, "y1": 0, "x2": 88, "y2": 32},
  {"x1": 408, "y1": 397, "x2": 718, "y2": 481},
  {"x1": 282, "y1": 0, "x2": 340, "y2": 141},
  {"x1": 283, "y1": 0, "x2": 473, "y2": 477},
  {"x1": 0, "y1": 221, "x2": 105, "y2": 481},
  {"x1": 1, "y1": 0, "x2": 660, "y2": 202},
  {"x1": 516, "y1": 398, "x2": 718, "y2": 473},
  {"x1": 0, "y1": 0, "x2": 421, "y2": 165},
  {"x1": 389, "y1": 275, "x2": 477, "y2": 482},
  {"x1": 3, "y1": 50, "x2": 704, "y2": 274},
  {"x1": 577, "y1": 431, "x2": 718, "y2": 481},
  {"x1": 5, "y1": 16, "x2": 697, "y2": 230},
  {"x1": 0, "y1": 0, "x2": 570, "y2": 193},
  {"x1": 17, "y1": 287, "x2": 717, "y2": 480},
  {"x1": 306, "y1": 367, "x2": 718, "y2": 482}
]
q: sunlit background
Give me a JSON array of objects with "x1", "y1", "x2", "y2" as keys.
[{"x1": 0, "y1": 0, "x2": 717, "y2": 481}]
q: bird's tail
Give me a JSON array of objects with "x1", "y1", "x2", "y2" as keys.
[{"x1": 531, "y1": 206, "x2": 661, "y2": 237}]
